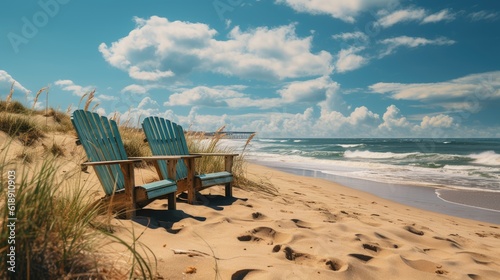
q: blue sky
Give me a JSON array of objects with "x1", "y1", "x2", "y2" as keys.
[{"x1": 1, "y1": 0, "x2": 499, "y2": 137}]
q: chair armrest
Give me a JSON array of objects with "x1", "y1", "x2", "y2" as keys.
[
  {"x1": 130, "y1": 155, "x2": 202, "y2": 161},
  {"x1": 82, "y1": 159, "x2": 141, "y2": 166},
  {"x1": 191, "y1": 153, "x2": 239, "y2": 157}
]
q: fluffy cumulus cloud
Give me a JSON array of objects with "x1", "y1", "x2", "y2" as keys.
[
  {"x1": 0, "y1": 70, "x2": 30, "y2": 95},
  {"x1": 378, "y1": 105, "x2": 410, "y2": 132},
  {"x1": 165, "y1": 77, "x2": 342, "y2": 110},
  {"x1": 334, "y1": 47, "x2": 367, "y2": 73},
  {"x1": 420, "y1": 114, "x2": 453, "y2": 129},
  {"x1": 378, "y1": 36, "x2": 455, "y2": 57},
  {"x1": 278, "y1": 76, "x2": 339, "y2": 103},
  {"x1": 370, "y1": 71, "x2": 500, "y2": 112},
  {"x1": 276, "y1": 0, "x2": 399, "y2": 23},
  {"x1": 166, "y1": 86, "x2": 245, "y2": 107},
  {"x1": 165, "y1": 85, "x2": 282, "y2": 109},
  {"x1": 121, "y1": 84, "x2": 148, "y2": 94},
  {"x1": 99, "y1": 16, "x2": 333, "y2": 82},
  {"x1": 135, "y1": 99, "x2": 473, "y2": 138},
  {"x1": 54, "y1": 80, "x2": 94, "y2": 97},
  {"x1": 114, "y1": 96, "x2": 178, "y2": 126},
  {"x1": 377, "y1": 8, "x2": 455, "y2": 28}
]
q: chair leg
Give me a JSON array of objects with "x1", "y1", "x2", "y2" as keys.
[
  {"x1": 225, "y1": 182, "x2": 233, "y2": 197},
  {"x1": 168, "y1": 192, "x2": 177, "y2": 210}
]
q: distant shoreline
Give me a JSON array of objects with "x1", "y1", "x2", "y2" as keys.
[{"x1": 253, "y1": 161, "x2": 500, "y2": 225}]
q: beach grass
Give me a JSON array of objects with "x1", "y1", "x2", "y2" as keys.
[
  {"x1": 0, "y1": 112, "x2": 45, "y2": 146},
  {"x1": 185, "y1": 129, "x2": 277, "y2": 196},
  {"x1": 0, "y1": 97, "x2": 159, "y2": 279}
]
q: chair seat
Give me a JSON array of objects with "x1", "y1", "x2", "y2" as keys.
[
  {"x1": 142, "y1": 179, "x2": 177, "y2": 199},
  {"x1": 196, "y1": 171, "x2": 233, "y2": 188}
]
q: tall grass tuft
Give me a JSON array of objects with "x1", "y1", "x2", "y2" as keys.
[
  {"x1": 0, "y1": 113, "x2": 45, "y2": 146},
  {"x1": 43, "y1": 108, "x2": 74, "y2": 133},
  {"x1": 0, "y1": 138, "x2": 158, "y2": 279},
  {"x1": 185, "y1": 130, "x2": 277, "y2": 196},
  {"x1": 0, "y1": 153, "x2": 101, "y2": 279},
  {"x1": 0, "y1": 101, "x2": 28, "y2": 115},
  {"x1": 31, "y1": 87, "x2": 48, "y2": 111},
  {"x1": 83, "y1": 90, "x2": 96, "y2": 111}
]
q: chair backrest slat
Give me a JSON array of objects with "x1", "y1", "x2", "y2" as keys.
[
  {"x1": 72, "y1": 110, "x2": 127, "y2": 195},
  {"x1": 142, "y1": 117, "x2": 189, "y2": 179}
]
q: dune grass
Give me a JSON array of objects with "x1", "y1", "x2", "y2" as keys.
[
  {"x1": 184, "y1": 129, "x2": 278, "y2": 196},
  {"x1": 0, "y1": 140, "x2": 158, "y2": 279},
  {"x1": 0, "y1": 113, "x2": 45, "y2": 146},
  {"x1": 0, "y1": 99, "x2": 159, "y2": 279}
]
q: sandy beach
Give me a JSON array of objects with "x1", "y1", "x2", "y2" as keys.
[{"x1": 109, "y1": 163, "x2": 500, "y2": 280}]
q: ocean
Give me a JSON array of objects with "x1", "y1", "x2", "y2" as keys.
[{"x1": 234, "y1": 138, "x2": 500, "y2": 192}]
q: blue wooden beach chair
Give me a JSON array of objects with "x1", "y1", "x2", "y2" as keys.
[
  {"x1": 72, "y1": 110, "x2": 186, "y2": 218},
  {"x1": 142, "y1": 116, "x2": 238, "y2": 204}
]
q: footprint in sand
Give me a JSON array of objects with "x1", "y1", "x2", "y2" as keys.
[
  {"x1": 457, "y1": 251, "x2": 492, "y2": 265},
  {"x1": 400, "y1": 256, "x2": 448, "y2": 275},
  {"x1": 404, "y1": 225, "x2": 425, "y2": 236},
  {"x1": 251, "y1": 212, "x2": 267, "y2": 220},
  {"x1": 433, "y1": 236, "x2": 462, "y2": 249},
  {"x1": 291, "y1": 219, "x2": 316, "y2": 229},
  {"x1": 356, "y1": 233, "x2": 400, "y2": 250},
  {"x1": 348, "y1": 253, "x2": 374, "y2": 263},
  {"x1": 282, "y1": 246, "x2": 348, "y2": 272},
  {"x1": 231, "y1": 269, "x2": 262, "y2": 280},
  {"x1": 237, "y1": 227, "x2": 292, "y2": 245}
]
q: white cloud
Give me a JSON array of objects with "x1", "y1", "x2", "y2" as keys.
[
  {"x1": 333, "y1": 31, "x2": 369, "y2": 42},
  {"x1": 278, "y1": 76, "x2": 339, "y2": 103},
  {"x1": 378, "y1": 36, "x2": 455, "y2": 57},
  {"x1": 165, "y1": 77, "x2": 341, "y2": 110},
  {"x1": 420, "y1": 114, "x2": 453, "y2": 129},
  {"x1": 276, "y1": 0, "x2": 399, "y2": 23},
  {"x1": 54, "y1": 79, "x2": 94, "y2": 97},
  {"x1": 371, "y1": 71, "x2": 500, "y2": 100},
  {"x1": 121, "y1": 84, "x2": 148, "y2": 94},
  {"x1": 468, "y1": 11, "x2": 498, "y2": 22},
  {"x1": 0, "y1": 70, "x2": 30, "y2": 95},
  {"x1": 378, "y1": 105, "x2": 410, "y2": 132},
  {"x1": 335, "y1": 47, "x2": 367, "y2": 73},
  {"x1": 128, "y1": 66, "x2": 175, "y2": 81},
  {"x1": 99, "y1": 16, "x2": 333, "y2": 82},
  {"x1": 377, "y1": 8, "x2": 426, "y2": 28},
  {"x1": 116, "y1": 96, "x2": 178, "y2": 127},
  {"x1": 96, "y1": 94, "x2": 118, "y2": 101},
  {"x1": 149, "y1": 103, "x2": 493, "y2": 138},
  {"x1": 370, "y1": 71, "x2": 500, "y2": 112},
  {"x1": 377, "y1": 8, "x2": 455, "y2": 28},
  {"x1": 422, "y1": 9, "x2": 455, "y2": 23},
  {"x1": 165, "y1": 86, "x2": 245, "y2": 107}
]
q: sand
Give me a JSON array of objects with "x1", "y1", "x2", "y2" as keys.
[
  {"x1": 4, "y1": 128, "x2": 499, "y2": 279},
  {"x1": 114, "y1": 163, "x2": 500, "y2": 280}
]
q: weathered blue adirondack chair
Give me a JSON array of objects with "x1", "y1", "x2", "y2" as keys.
[
  {"x1": 72, "y1": 110, "x2": 185, "y2": 218},
  {"x1": 142, "y1": 116, "x2": 238, "y2": 204}
]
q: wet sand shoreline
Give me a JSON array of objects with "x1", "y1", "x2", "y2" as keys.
[{"x1": 255, "y1": 162, "x2": 500, "y2": 225}]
